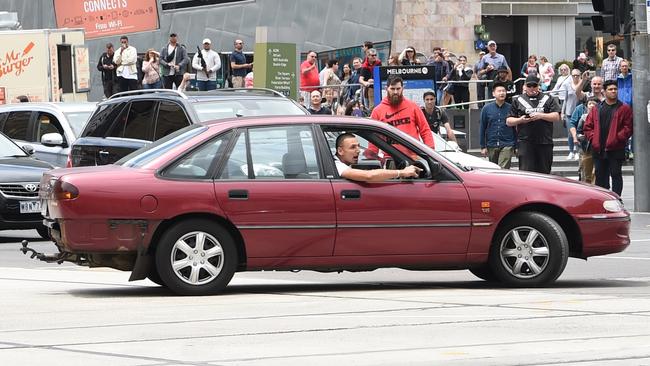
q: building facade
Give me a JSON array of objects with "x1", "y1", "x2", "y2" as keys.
[{"x1": 0, "y1": 0, "x2": 613, "y2": 101}]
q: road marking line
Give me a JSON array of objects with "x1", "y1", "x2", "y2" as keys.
[{"x1": 631, "y1": 239, "x2": 650, "y2": 242}]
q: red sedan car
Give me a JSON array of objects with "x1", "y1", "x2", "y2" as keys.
[{"x1": 30, "y1": 116, "x2": 630, "y2": 295}]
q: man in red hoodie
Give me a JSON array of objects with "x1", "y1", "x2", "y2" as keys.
[
  {"x1": 583, "y1": 79, "x2": 633, "y2": 195},
  {"x1": 370, "y1": 75, "x2": 435, "y2": 152}
]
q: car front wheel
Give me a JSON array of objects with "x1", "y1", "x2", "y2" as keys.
[
  {"x1": 489, "y1": 212, "x2": 568, "y2": 287},
  {"x1": 155, "y1": 219, "x2": 238, "y2": 295}
]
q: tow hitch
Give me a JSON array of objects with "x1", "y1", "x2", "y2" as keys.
[{"x1": 20, "y1": 240, "x2": 84, "y2": 265}]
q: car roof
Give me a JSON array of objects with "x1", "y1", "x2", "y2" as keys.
[
  {"x1": 0, "y1": 102, "x2": 97, "y2": 113},
  {"x1": 101, "y1": 88, "x2": 289, "y2": 105},
  {"x1": 202, "y1": 115, "x2": 386, "y2": 131}
]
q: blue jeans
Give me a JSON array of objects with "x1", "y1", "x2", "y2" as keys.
[
  {"x1": 436, "y1": 88, "x2": 444, "y2": 105},
  {"x1": 143, "y1": 80, "x2": 162, "y2": 89},
  {"x1": 566, "y1": 117, "x2": 575, "y2": 152},
  {"x1": 196, "y1": 80, "x2": 217, "y2": 91}
]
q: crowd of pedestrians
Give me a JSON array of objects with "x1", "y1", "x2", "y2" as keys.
[
  {"x1": 96, "y1": 33, "x2": 254, "y2": 98},
  {"x1": 298, "y1": 40, "x2": 634, "y2": 196},
  {"x1": 95, "y1": 34, "x2": 634, "y2": 196}
]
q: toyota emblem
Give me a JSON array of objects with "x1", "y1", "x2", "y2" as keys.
[{"x1": 24, "y1": 184, "x2": 38, "y2": 192}]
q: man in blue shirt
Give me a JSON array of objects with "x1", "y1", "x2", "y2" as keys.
[
  {"x1": 479, "y1": 82, "x2": 516, "y2": 169},
  {"x1": 616, "y1": 59, "x2": 633, "y2": 160},
  {"x1": 230, "y1": 39, "x2": 251, "y2": 88},
  {"x1": 476, "y1": 41, "x2": 512, "y2": 108}
]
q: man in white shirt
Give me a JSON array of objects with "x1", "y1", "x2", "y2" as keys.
[
  {"x1": 334, "y1": 133, "x2": 421, "y2": 182},
  {"x1": 192, "y1": 38, "x2": 221, "y2": 91},
  {"x1": 113, "y1": 36, "x2": 138, "y2": 92}
]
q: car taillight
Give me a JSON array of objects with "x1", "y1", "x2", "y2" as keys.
[{"x1": 53, "y1": 180, "x2": 79, "y2": 200}]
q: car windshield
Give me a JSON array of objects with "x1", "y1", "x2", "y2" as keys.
[
  {"x1": 432, "y1": 133, "x2": 457, "y2": 152},
  {"x1": 192, "y1": 99, "x2": 306, "y2": 122},
  {"x1": 64, "y1": 111, "x2": 94, "y2": 137},
  {"x1": 0, "y1": 133, "x2": 27, "y2": 158},
  {"x1": 117, "y1": 125, "x2": 207, "y2": 168}
]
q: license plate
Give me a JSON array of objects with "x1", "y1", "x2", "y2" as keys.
[{"x1": 20, "y1": 200, "x2": 41, "y2": 214}]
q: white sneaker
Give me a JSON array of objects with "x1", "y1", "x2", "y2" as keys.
[{"x1": 566, "y1": 152, "x2": 574, "y2": 160}]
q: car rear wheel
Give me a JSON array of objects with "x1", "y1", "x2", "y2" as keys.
[
  {"x1": 36, "y1": 226, "x2": 50, "y2": 241},
  {"x1": 155, "y1": 219, "x2": 238, "y2": 295},
  {"x1": 489, "y1": 212, "x2": 568, "y2": 287}
]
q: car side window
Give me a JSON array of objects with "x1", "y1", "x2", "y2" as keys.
[
  {"x1": 83, "y1": 103, "x2": 126, "y2": 138},
  {"x1": 163, "y1": 131, "x2": 231, "y2": 179},
  {"x1": 36, "y1": 113, "x2": 65, "y2": 143},
  {"x1": 2, "y1": 111, "x2": 31, "y2": 141},
  {"x1": 154, "y1": 101, "x2": 190, "y2": 141},
  {"x1": 219, "y1": 132, "x2": 248, "y2": 179},
  {"x1": 122, "y1": 101, "x2": 157, "y2": 140},
  {"x1": 219, "y1": 126, "x2": 319, "y2": 180}
]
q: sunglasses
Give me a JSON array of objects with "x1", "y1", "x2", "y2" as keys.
[
  {"x1": 526, "y1": 83, "x2": 539, "y2": 87},
  {"x1": 608, "y1": 49, "x2": 616, "y2": 52},
  {"x1": 571, "y1": 74, "x2": 580, "y2": 77}
]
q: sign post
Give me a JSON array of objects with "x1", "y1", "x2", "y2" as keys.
[
  {"x1": 373, "y1": 65, "x2": 436, "y2": 107},
  {"x1": 253, "y1": 42, "x2": 297, "y2": 99}
]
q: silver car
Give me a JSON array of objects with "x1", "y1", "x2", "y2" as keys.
[{"x1": 0, "y1": 102, "x2": 96, "y2": 167}]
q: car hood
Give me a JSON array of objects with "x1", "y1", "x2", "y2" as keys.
[
  {"x1": 0, "y1": 157, "x2": 53, "y2": 183},
  {"x1": 473, "y1": 168, "x2": 618, "y2": 197}
]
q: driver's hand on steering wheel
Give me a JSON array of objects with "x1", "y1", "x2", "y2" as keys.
[{"x1": 400, "y1": 165, "x2": 422, "y2": 178}]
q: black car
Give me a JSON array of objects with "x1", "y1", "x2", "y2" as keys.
[
  {"x1": 0, "y1": 132, "x2": 53, "y2": 239},
  {"x1": 70, "y1": 88, "x2": 308, "y2": 166}
]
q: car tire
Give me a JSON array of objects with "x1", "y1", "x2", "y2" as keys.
[
  {"x1": 489, "y1": 212, "x2": 568, "y2": 287},
  {"x1": 147, "y1": 269, "x2": 166, "y2": 287},
  {"x1": 155, "y1": 219, "x2": 238, "y2": 296},
  {"x1": 469, "y1": 265, "x2": 498, "y2": 282},
  {"x1": 36, "y1": 226, "x2": 50, "y2": 241}
]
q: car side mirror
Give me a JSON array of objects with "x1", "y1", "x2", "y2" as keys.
[
  {"x1": 429, "y1": 161, "x2": 442, "y2": 178},
  {"x1": 41, "y1": 133, "x2": 64, "y2": 147},
  {"x1": 21, "y1": 144, "x2": 35, "y2": 155}
]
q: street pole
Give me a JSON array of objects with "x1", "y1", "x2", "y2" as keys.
[{"x1": 632, "y1": 0, "x2": 650, "y2": 211}]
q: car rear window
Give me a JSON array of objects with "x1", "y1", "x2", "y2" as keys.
[
  {"x1": 117, "y1": 124, "x2": 207, "y2": 168},
  {"x1": 82, "y1": 103, "x2": 126, "y2": 137},
  {"x1": 192, "y1": 99, "x2": 306, "y2": 122}
]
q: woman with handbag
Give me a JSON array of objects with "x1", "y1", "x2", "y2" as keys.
[{"x1": 142, "y1": 49, "x2": 162, "y2": 89}]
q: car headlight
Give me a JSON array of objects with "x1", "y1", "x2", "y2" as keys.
[{"x1": 603, "y1": 199, "x2": 624, "y2": 213}]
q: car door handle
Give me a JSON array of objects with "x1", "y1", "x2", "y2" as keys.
[
  {"x1": 341, "y1": 190, "x2": 361, "y2": 200},
  {"x1": 228, "y1": 189, "x2": 248, "y2": 200},
  {"x1": 98, "y1": 150, "x2": 109, "y2": 155}
]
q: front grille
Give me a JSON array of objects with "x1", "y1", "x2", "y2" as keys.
[{"x1": 0, "y1": 183, "x2": 40, "y2": 198}]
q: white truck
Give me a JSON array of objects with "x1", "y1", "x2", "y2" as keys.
[{"x1": 0, "y1": 28, "x2": 90, "y2": 104}]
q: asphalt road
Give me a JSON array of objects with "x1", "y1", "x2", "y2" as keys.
[{"x1": 0, "y1": 177, "x2": 648, "y2": 365}]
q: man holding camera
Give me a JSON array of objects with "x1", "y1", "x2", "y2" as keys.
[{"x1": 506, "y1": 75, "x2": 562, "y2": 174}]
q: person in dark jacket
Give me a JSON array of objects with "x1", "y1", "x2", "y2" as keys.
[
  {"x1": 159, "y1": 33, "x2": 189, "y2": 89},
  {"x1": 479, "y1": 82, "x2": 515, "y2": 168},
  {"x1": 97, "y1": 43, "x2": 117, "y2": 98},
  {"x1": 583, "y1": 80, "x2": 633, "y2": 195},
  {"x1": 506, "y1": 75, "x2": 562, "y2": 174}
]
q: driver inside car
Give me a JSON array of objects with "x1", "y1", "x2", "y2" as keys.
[{"x1": 334, "y1": 132, "x2": 422, "y2": 182}]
